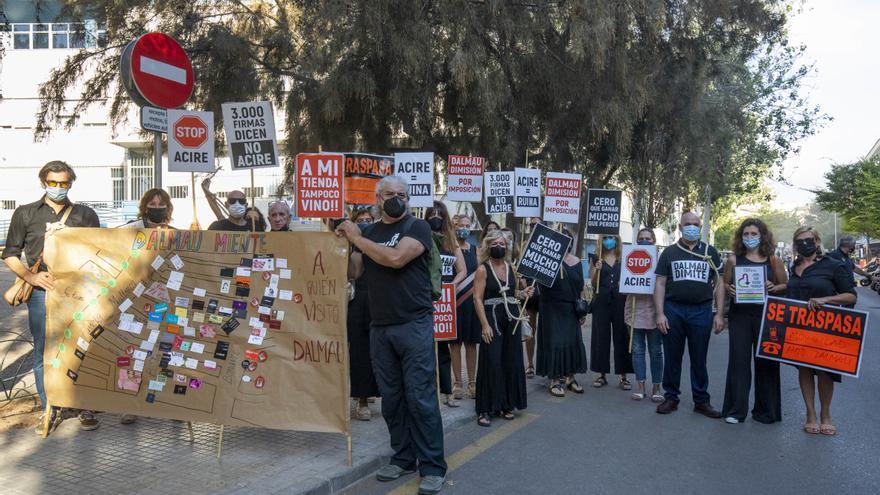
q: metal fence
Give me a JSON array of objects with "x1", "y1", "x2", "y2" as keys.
[{"x1": 0, "y1": 330, "x2": 36, "y2": 402}]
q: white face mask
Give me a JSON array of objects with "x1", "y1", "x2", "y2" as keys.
[{"x1": 228, "y1": 203, "x2": 247, "y2": 218}]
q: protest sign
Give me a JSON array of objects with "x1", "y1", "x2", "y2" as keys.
[
  {"x1": 447, "y1": 155, "x2": 484, "y2": 202},
  {"x1": 620, "y1": 245, "x2": 657, "y2": 294},
  {"x1": 586, "y1": 189, "x2": 622, "y2": 235},
  {"x1": 43, "y1": 228, "x2": 350, "y2": 433},
  {"x1": 758, "y1": 296, "x2": 868, "y2": 378},
  {"x1": 514, "y1": 168, "x2": 541, "y2": 217},
  {"x1": 517, "y1": 223, "x2": 573, "y2": 287},
  {"x1": 295, "y1": 153, "x2": 345, "y2": 218},
  {"x1": 735, "y1": 266, "x2": 767, "y2": 304},
  {"x1": 221, "y1": 101, "x2": 280, "y2": 170},
  {"x1": 484, "y1": 171, "x2": 514, "y2": 214},
  {"x1": 543, "y1": 172, "x2": 582, "y2": 223},
  {"x1": 433, "y1": 283, "x2": 458, "y2": 341},
  {"x1": 344, "y1": 153, "x2": 394, "y2": 205},
  {"x1": 167, "y1": 109, "x2": 214, "y2": 172},
  {"x1": 394, "y1": 152, "x2": 434, "y2": 207}
]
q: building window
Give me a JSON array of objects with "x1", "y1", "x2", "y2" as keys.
[
  {"x1": 168, "y1": 186, "x2": 188, "y2": 199},
  {"x1": 111, "y1": 167, "x2": 125, "y2": 202},
  {"x1": 129, "y1": 150, "x2": 154, "y2": 201},
  {"x1": 10, "y1": 22, "x2": 107, "y2": 50},
  {"x1": 1, "y1": 200, "x2": 16, "y2": 210},
  {"x1": 215, "y1": 191, "x2": 228, "y2": 198},
  {"x1": 243, "y1": 187, "x2": 264, "y2": 198}
]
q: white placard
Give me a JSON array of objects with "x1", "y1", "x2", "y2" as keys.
[
  {"x1": 620, "y1": 245, "x2": 658, "y2": 295},
  {"x1": 484, "y1": 171, "x2": 514, "y2": 214},
  {"x1": 735, "y1": 265, "x2": 766, "y2": 304},
  {"x1": 514, "y1": 167, "x2": 541, "y2": 217},
  {"x1": 394, "y1": 152, "x2": 435, "y2": 207},
  {"x1": 221, "y1": 101, "x2": 280, "y2": 170},
  {"x1": 446, "y1": 155, "x2": 484, "y2": 202},
  {"x1": 167, "y1": 109, "x2": 215, "y2": 172},
  {"x1": 542, "y1": 172, "x2": 582, "y2": 223}
]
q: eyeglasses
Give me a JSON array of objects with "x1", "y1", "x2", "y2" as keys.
[
  {"x1": 228, "y1": 198, "x2": 247, "y2": 205},
  {"x1": 45, "y1": 180, "x2": 72, "y2": 189},
  {"x1": 380, "y1": 192, "x2": 407, "y2": 200}
]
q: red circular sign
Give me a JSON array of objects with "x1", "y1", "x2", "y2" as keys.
[
  {"x1": 173, "y1": 116, "x2": 208, "y2": 148},
  {"x1": 626, "y1": 250, "x2": 652, "y2": 275},
  {"x1": 130, "y1": 33, "x2": 194, "y2": 109}
]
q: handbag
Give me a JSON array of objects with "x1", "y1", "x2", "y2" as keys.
[
  {"x1": 519, "y1": 317, "x2": 533, "y2": 342},
  {"x1": 574, "y1": 298, "x2": 590, "y2": 318},
  {"x1": 4, "y1": 205, "x2": 72, "y2": 307}
]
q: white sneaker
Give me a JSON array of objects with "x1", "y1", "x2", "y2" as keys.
[{"x1": 724, "y1": 416, "x2": 740, "y2": 424}]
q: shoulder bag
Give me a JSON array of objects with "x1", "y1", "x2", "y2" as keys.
[{"x1": 4, "y1": 205, "x2": 72, "y2": 306}]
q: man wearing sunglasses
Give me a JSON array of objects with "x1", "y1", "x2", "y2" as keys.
[
  {"x1": 207, "y1": 190, "x2": 253, "y2": 231},
  {"x1": 2, "y1": 161, "x2": 101, "y2": 432}
]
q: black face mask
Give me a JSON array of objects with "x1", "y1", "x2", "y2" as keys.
[
  {"x1": 427, "y1": 217, "x2": 444, "y2": 232},
  {"x1": 489, "y1": 246, "x2": 506, "y2": 259},
  {"x1": 795, "y1": 238, "x2": 818, "y2": 257},
  {"x1": 383, "y1": 197, "x2": 406, "y2": 218},
  {"x1": 356, "y1": 221, "x2": 371, "y2": 233},
  {"x1": 145, "y1": 207, "x2": 167, "y2": 224}
]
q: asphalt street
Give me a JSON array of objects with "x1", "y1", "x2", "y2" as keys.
[{"x1": 346, "y1": 287, "x2": 880, "y2": 495}]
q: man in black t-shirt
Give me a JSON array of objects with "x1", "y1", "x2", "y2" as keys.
[
  {"x1": 827, "y1": 236, "x2": 872, "y2": 283},
  {"x1": 653, "y1": 212, "x2": 724, "y2": 418},
  {"x1": 207, "y1": 190, "x2": 255, "y2": 231},
  {"x1": 336, "y1": 175, "x2": 447, "y2": 495}
]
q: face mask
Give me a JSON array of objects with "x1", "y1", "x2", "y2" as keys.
[
  {"x1": 637, "y1": 239, "x2": 653, "y2": 246},
  {"x1": 456, "y1": 228, "x2": 470, "y2": 240},
  {"x1": 357, "y1": 222, "x2": 370, "y2": 233},
  {"x1": 145, "y1": 207, "x2": 167, "y2": 224},
  {"x1": 228, "y1": 203, "x2": 247, "y2": 218},
  {"x1": 383, "y1": 197, "x2": 406, "y2": 218},
  {"x1": 489, "y1": 246, "x2": 506, "y2": 259},
  {"x1": 681, "y1": 224, "x2": 701, "y2": 242},
  {"x1": 45, "y1": 186, "x2": 68, "y2": 202},
  {"x1": 602, "y1": 238, "x2": 617, "y2": 250},
  {"x1": 795, "y1": 238, "x2": 818, "y2": 257},
  {"x1": 743, "y1": 237, "x2": 760, "y2": 250},
  {"x1": 427, "y1": 217, "x2": 444, "y2": 232}
]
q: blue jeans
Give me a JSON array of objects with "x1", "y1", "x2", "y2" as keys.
[
  {"x1": 27, "y1": 288, "x2": 47, "y2": 406},
  {"x1": 661, "y1": 301, "x2": 713, "y2": 404},
  {"x1": 631, "y1": 328, "x2": 663, "y2": 384}
]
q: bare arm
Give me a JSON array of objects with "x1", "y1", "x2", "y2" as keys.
[
  {"x1": 473, "y1": 265, "x2": 492, "y2": 344},
  {"x1": 348, "y1": 251, "x2": 364, "y2": 280},
  {"x1": 451, "y1": 247, "x2": 466, "y2": 286},
  {"x1": 654, "y1": 275, "x2": 668, "y2": 334},
  {"x1": 336, "y1": 220, "x2": 425, "y2": 269},
  {"x1": 201, "y1": 178, "x2": 226, "y2": 222},
  {"x1": 713, "y1": 274, "x2": 727, "y2": 333},
  {"x1": 3, "y1": 257, "x2": 55, "y2": 290}
]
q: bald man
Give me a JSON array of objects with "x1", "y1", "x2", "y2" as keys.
[
  {"x1": 207, "y1": 190, "x2": 252, "y2": 231},
  {"x1": 268, "y1": 201, "x2": 292, "y2": 231},
  {"x1": 653, "y1": 212, "x2": 724, "y2": 418}
]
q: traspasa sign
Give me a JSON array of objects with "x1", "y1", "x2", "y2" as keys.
[
  {"x1": 167, "y1": 109, "x2": 214, "y2": 172},
  {"x1": 620, "y1": 245, "x2": 657, "y2": 294}
]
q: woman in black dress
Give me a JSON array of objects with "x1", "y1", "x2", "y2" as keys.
[
  {"x1": 536, "y1": 232, "x2": 589, "y2": 397},
  {"x1": 473, "y1": 230, "x2": 533, "y2": 426},
  {"x1": 787, "y1": 226, "x2": 856, "y2": 436},
  {"x1": 589, "y1": 234, "x2": 633, "y2": 390},
  {"x1": 451, "y1": 214, "x2": 481, "y2": 399},
  {"x1": 716, "y1": 219, "x2": 788, "y2": 424},
  {"x1": 347, "y1": 206, "x2": 380, "y2": 420}
]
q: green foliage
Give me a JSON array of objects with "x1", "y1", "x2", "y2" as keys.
[
  {"x1": 713, "y1": 203, "x2": 853, "y2": 251},
  {"x1": 816, "y1": 158, "x2": 880, "y2": 238}
]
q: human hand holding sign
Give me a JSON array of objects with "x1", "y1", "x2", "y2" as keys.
[
  {"x1": 807, "y1": 297, "x2": 828, "y2": 311},
  {"x1": 335, "y1": 220, "x2": 361, "y2": 242},
  {"x1": 26, "y1": 271, "x2": 56, "y2": 291}
]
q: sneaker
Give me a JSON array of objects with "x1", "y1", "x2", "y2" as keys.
[
  {"x1": 418, "y1": 475, "x2": 446, "y2": 495},
  {"x1": 376, "y1": 464, "x2": 416, "y2": 482},
  {"x1": 656, "y1": 398, "x2": 679, "y2": 414},
  {"x1": 78, "y1": 411, "x2": 100, "y2": 431},
  {"x1": 120, "y1": 414, "x2": 137, "y2": 425},
  {"x1": 355, "y1": 404, "x2": 371, "y2": 421},
  {"x1": 35, "y1": 407, "x2": 62, "y2": 435},
  {"x1": 724, "y1": 416, "x2": 740, "y2": 424}
]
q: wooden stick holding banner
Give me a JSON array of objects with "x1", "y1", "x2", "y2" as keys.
[
  {"x1": 249, "y1": 169, "x2": 256, "y2": 232},
  {"x1": 512, "y1": 280, "x2": 537, "y2": 335},
  {"x1": 189, "y1": 172, "x2": 201, "y2": 230},
  {"x1": 629, "y1": 297, "x2": 637, "y2": 353},
  {"x1": 187, "y1": 421, "x2": 194, "y2": 443},
  {"x1": 217, "y1": 424, "x2": 224, "y2": 459},
  {"x1": 41, "y1": 402, "x2": 52, "y2": 438}
]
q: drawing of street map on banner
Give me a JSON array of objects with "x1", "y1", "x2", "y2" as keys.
[{"x1": 43, "y1": 228, "x2": 350, "y2": 434}]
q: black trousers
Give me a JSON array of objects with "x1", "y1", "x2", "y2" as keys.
[
  {"x1": 437, "y1": 342, "x2": 452, "y2": 394},
  {"x1": 590, "y1": 292, "x2": 634, "y2": 375},
  {"x1": 721, "y1": 306, "x2": 781, "y2": 423},
  {"x1": 371, "y1": 313, "x2": 447, "y2": 476}
]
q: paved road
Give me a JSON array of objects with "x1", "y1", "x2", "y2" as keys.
[{"x1": 346, "y1": 288, "x2": 880, "y2": 495}]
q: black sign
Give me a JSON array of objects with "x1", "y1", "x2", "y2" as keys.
[
  {"x1": 516, "y1": 223, "x2": 573, "y2": 288},
  {"x1": 586, "y1": 189, "x2": 622, "y2": 235}
]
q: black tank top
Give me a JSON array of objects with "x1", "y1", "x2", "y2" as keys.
[{"x1": 484, "y1": 262, "x2": 513, "y2": 300}]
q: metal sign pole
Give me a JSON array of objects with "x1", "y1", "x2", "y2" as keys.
[{"x1": 154, "y1": 133, "x2": 163, "y2": 188}]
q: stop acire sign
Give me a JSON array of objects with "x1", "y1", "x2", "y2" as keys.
[
  {"x1": 626, "y1": 249, "x2": 653, "y2": 275},
  {"x1": 174, "y1": 116, "x2": 208, "y2": 148}
]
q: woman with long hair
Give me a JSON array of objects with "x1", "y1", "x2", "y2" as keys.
[
  {"x1": 347, "y1": 206, "x2": 380, "y2": 420},
  {"x1": 451, "y1": 214, "x2": 481, "y2": 399},
  {"x1": 626, "y1": 228, "x2": 664, "y2": 402},
  {"x1": 715, "y1": 219, "x2": 787, "y2": 424},
  {"x1": 473, "y1": 230, "x2": 533, "y2": 426},
  {"x1": 425, "y1": 201, "x2": 467, "y2": 407},
  {"x1": 589, "y1": 234, "x2": 634, "y2": 390}
]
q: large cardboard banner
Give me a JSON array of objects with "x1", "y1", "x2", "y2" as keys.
[
  {"x1": 620, "y1": 245, "x2": 657, "y2": 294},
  {"x1": 296, "y1": 153, "x2": 345, "y2": 218},
  {"x1": 484, "y1": 171, "x2": 514, "y2": 215},
  {"x1": 344, "y1": 153, "x2": 394, "y2": 205},
  {"x1": 394, "y1": 152, "x2": 434, "y2": 207},
  {"x1": 586, "y1": 189, "x2": 622, "y2": 235},
  {"x1": 433, "y1": 283, "x2": 457, "y2": 341},
  {"x1": 543, "y1": 172, "x2": 582, "y2": 223},
  {"x1": 758, "y1": 296, "x2": 868, "y2": 378},
  {"x1": 447, "y1": 155, "x2": 484, "y2": 202},
  {"x1": 517, "y1": 223, "x2": 572, "y2": 288},
  {"x1": 514, "y1": 167, "x2": 541, "y2": 218},
  {"x1": 221, "y1": 101, "x2": 280, "y2": 170},
  {"x1": 43, "y1": 228, "x2": 350, "y2": 433},
  {"x1": 167, "y1": 109, "x2": 214, "y2": 172}
]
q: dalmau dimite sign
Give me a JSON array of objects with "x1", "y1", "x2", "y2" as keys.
[
  {"x1": 447, "y1": 155, "x2": 484, "y2": 202},
  {"x1": 542, "y1": 172, "x2": 582, "y2": 224},
  {"x1": 484, "y1": 171, "x2": 514, "y2": 214},
  {"x1": 619, "y1": 245, "x2": 657, "y2": 295},
  {"x1": 433, "y1": 283, "x2": 457, "y2": 341},
  {"x1": 394, "y1": 152, "x2": 434, "y2": 208},
  {"x1": 586, "y1": 189, "x2": 622, "y2": 235},
  {"x1": 758, "y1": 296, "x2": 868, "y2": 378},
  {"x1": 221, "y1": 101, "x2": 280, "y2": 170},
  {"x1": 167, "y1": 109, "x2": 214, "y2": 173},
  {"x1": 295, "y1": 153, "x2": 345, "y2": 218}
]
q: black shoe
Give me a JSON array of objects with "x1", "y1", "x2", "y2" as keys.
[
  {"x1": 656, "y1": 398, "x2": 679, "y2": 414},
  {"x1": 694, "y1": 403, "x2": 722, "y2": 418}
]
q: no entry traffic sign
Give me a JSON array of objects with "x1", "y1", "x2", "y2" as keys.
[{"x1": 121, "y1": 33, "x2": 194, "y2": 109}]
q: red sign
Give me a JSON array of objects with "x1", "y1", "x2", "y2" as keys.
[
  {"x1": 173, "y1": 115, "x2": 208, "y2": 148},
  {"x1": 129, "y1": 33, "x2": 194, "y2": 109},
  {"x1": 758, "y1": 296, "x2": 868, "y2": 378},
  {"x1": 626, "y1": 249, "x2": 652, "y2": 275},
  {"x1": 433, "y1": 283, "x2": 458, "y2": 341},
  {"x1": 344, "y1": 153, "x2": 394, "y2": 205},
  {"x1": 295, "y1": 153, "x2": 345, "y2": 218}
]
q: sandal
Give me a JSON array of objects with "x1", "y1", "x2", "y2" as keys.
[
  {"x1": 467, "y1": 382, "x2": 476, "y2": 399},
  {"x1": 452, "y1": 382, "x2": 463, "y2": 400},
  {"x1": 525, "y1": 366, "x2": 535, "y2": 378},
  {"x1": 592, "y1": 376, "x2": 607, "y2": 388},
  {"x1": 819, "y1": 424, "x2": 837, "y2": 436},
  {"x1": 566, "y1": 377, "x2": 585, "y2": 394},
  {"x1": 651, "y1": 393, "x2": 665, "y2": 403},
  {"x1": 550, "y1": 382, "x2": 566, "y2": 397},
  {"x1": 499, "y1": 410, "x2": 515, "y2": 420},
  {"x1": 477, "y1": 414, "x2": 491, "y2": 427},
  {"x1": 631, "y1": 392, "x2": 645, "y2": 401},
  {"x1": 619, "y1": 377, "x2": 632, "y2": 391},
  {"x1": 803, "y1": 423, "x2": 820, "y2": 434},
  {"x1": 444, "y1": 395, "x2": 459, "y2": 408}
]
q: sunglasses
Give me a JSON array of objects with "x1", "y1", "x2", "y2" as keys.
[
  {"x1": 228, "y1": 198, "x2": 247, "y2": 205},
  {"x1": 46, "y1": 180, "x2": 72, "y2": 189}
]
